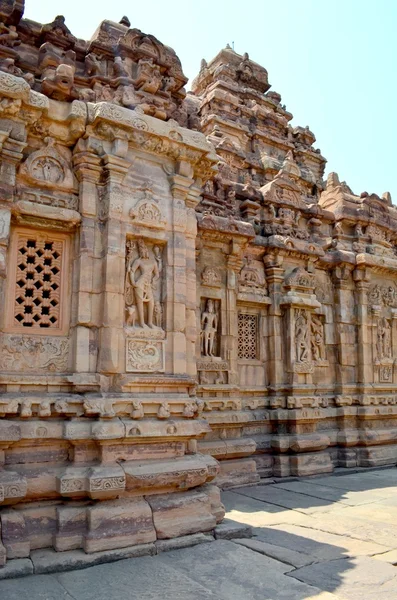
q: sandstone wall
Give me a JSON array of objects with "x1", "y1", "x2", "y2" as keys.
[{"x1": 0, "y1": 1, "x2": 396, "y2": 567}]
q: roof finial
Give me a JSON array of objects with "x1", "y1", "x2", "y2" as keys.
[{"x1": 119, "y1": 15, "x2": 130, "y2": 27}]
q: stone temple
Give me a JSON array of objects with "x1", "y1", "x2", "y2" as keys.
[{"x1": 0, "y1": 1, "x2": 396, "y2": 568}]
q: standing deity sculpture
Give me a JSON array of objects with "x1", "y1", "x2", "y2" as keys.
[
  {"x1": 126, "y1": 239, "x2": 160, "y2": 328},
  {"x1": 201, "y1": 299, "x2": 218, "y2": 357},
  {"x1": 376, "y1": 317, "x2": 392, "y2": 361},
  {"x1": 295, "y1": 310, "x2": 309, "y2": 363},
  {"x1": 311, "y1": 315, "x2": 326, "y2": 361}
]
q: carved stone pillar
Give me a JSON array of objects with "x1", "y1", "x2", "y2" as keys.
[
  {"x1": 263, "y1": 254, "x2": 285, "y2": 396},
  {"x1": 97, "y1": 145, "x2": 130, "y2": 374},
  {"x1": 225, "y1": 241, "x2": 244, "y2": 386},
  {"x1": 331, "y1": 264, "x2": 355, "y2": 394},
  {"x1": 0, "y1": 130, "x2": 25, "y2": 330},
  {"x1": 167, "y1": 162, "x2": 195, "y2": 376},
  {"x1": 391, "y1": 308, "x2": 397, "y2": 385},
  {"x1": 353, "y1": 268, "x2": 371, "y2": 392},
  {"x1": 72, "y1": 139, "x2": 102, "y2": 375},
  {"x1": 185, "y1": 183, "x2": 201, "y2": 379}
]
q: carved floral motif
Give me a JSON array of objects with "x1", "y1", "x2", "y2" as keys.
[
  {"x1": 0, "y1": 334, "x2": 69, "y2": 371},
  {"x1": 126, "y1": 339, "x2": 164, "y2": 372}
]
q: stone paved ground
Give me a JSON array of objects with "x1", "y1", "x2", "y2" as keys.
[{"x1": 1, "y1": 468, "x2": 397, "y2": 599}]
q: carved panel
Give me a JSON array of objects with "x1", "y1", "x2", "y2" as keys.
[
  {"x1": 125, "y1": 239, "x2": 163, "y2": 330},
  {"x1": 368, "y1": 283, "x2": 397, "y2": 307},
  {"x1": 238, "y1": 313, "x2": 258, "y2": 360},
  {"x1": 0, "y1": 334, "x2": 70, "y2": 371},
  {"x1": 19, "y1": 138, "x2": 77, "y2": 192},
  {"x1": 375, "y1": 317, "x2": 392, "y2": 363},
  {"x1": 126, "y1": 339, "x2": 165, "y2": 373},
  {"x1": 201, "y1": 266, "x2": 221, "y2": 287},
  {"x1": 129, "y1": 187, "x2": 166, "y2": 229},
  {"x1": 6, "y1": 228, "x2": 70, "y2": 334},
  {"x1": 200, "y1": 298, "x2": 220, "y2": 358}
]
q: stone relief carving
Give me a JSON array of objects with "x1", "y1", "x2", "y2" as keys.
[
  {"x1": 285, "y1": 266, "x2": 315, "y2": 291},
  {"x1": 376, "y1": 317, "x2": 392, "y2": 363},
  {"x1": 125, "y1": 239, "x2": 162, "y2": 330},
  {"x1": 126, "y1": 339, "x2": 164, "y2": 372},
  {"x1": 19, "y1": 138, "x2": 77, "y2": 192},
  {"x1": 129, "y1": 187, "x2": 166, "y2": 229},
  {"x1": 379, "y1": 365, "x2": 393, "y2": 383},
  {"x1": 315, "y1": 277, "x2": 333, "y2": 304},
  {"x1": 201, "y1": 299, "x2": 219, "y2": 358},
  {"x1": 238, "y1": 255, "x2": 267, "y2": 300},
  {"x1": 368, "y1": 283, "x2": 397, "y2": 307},
  {"x1": 201, "y1": 266, "x2": 221, "y2": 287},
  {"x1": 295, "y1": 309, "x2": 310, "y2": 364},
  {"x1": 311, "y1": 315, "x2": 326, "y2": 364},
  {"x1": 0, "y1": 334, "x2": 69, "y2": 372}
]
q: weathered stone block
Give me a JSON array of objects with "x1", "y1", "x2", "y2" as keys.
[
  {"x1": 84, "y1": 498, "x2": 156, "y2": 553},
  {"x1": 290, "y1": 452, "x2": 334, "y2": 477},
  {"x1": 147, "y1": 489, "x2": 217, "y2": 539}
]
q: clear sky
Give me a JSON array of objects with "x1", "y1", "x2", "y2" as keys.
[{"x1": 25, "y1": 0, "x2": 397, "y2": 200}]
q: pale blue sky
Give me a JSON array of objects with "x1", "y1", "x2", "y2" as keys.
[{"x1": 25, "y1": 0, "x2": 397, "y2": 200}]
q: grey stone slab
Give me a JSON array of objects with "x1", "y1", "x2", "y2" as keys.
[
  {"x1": 275, "y1": 480, "x2": 385, "y2": 506},
  {"x1": 155, "y1": 533, "x2": 213, "y2": 553},
  {"x1": 214, "y1": 518, "x2": 252, "y2": 540},
  {"x1": 234, "y1": 484, "x2": 349, "y2": 514},
  {"x1": 309, "y1": 511, "x2": 397, "y2": 547},
  {"x1": 31, "y1": 543, "x2": 156, "y2": 574},
  {"x1": 0, "y1": 558, "x2": 33, "y2": 580},
  {"x1": 253, "y1": 523, "x2": 390, "y2": 560},
  {"x1": 290, "y1": 555, "x2": 397, "y2": 599},
  {"x1": 372, "y1": 549, "x2": 397, "y2": 564},
  {"x1": 56, "y1": 554, "x2": 220, "y2": 600},
  {"x1": 159, "y1": 539, "x2": 340, "y2": 599},
  {"x1": 305, "y1": 473, "x2": 396, "y2": 494},
  {"x1": 0, "y1": 573, "x2": 75, "y2": 599},
  {"x1": 221, "y1": 490, "x2": 314, "y2": 527},
  {"x1": 233, "y1": 538, "x2": 314, "y2": 568}
]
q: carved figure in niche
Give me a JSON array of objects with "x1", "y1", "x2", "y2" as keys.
[
  {"x1": 113, "y1": 56, "x2": 129, "y2": 78},
  {"x1": 311, "y1": 315, "x2": 326, "y2": 361},
  {"x1": 134, "y1": 58, "x2": 162, "y2": 94},
  {"x1": 31, "y1": 157, "x2": 63, "y2": 184},
  {"x1": 333, "y1": 221, "x2": 343, "y2": 236},
  {"x1": 200, "y1": 371, "x2": 210, "y2": 384},
  {"x1": 154, "y1": 302, "x2": 162, "y2": 328},
  {"x1": 85, "y1": 53, "x2": 104, "y2": 77},
  {"x1": 355, "y1": 223, "x2": 364, "y2": 238},
  {"x1": 239, "y1": 255, "x2": 265, "y2": 293},
  {"x1": 201, "y1": 299, "x2": 218, "y2": 357},
  {"x1": 201, "y1": 266, "x2": 221, "y2": 287},
  {"x1": 127, "y1": 240, "x2": 160, "y2": 329},
  {"x1": 42, "y1": 64, "x2": 78, "y2": 102},
  {"x1": 153, "y1": 245, "x2": 162, "y2": 272},
  {"x1": 215, "y1": 371, "x2": 224, "y2": 384},
  {"x1": 0, "y1": 23, "x2": 20, "y2": 47},
  {"x1": 126, "y1": 304, "x2": 137, "y2": 327},
  {"x1": 295, "y1": 310, "x2": 309, "y2": 363},
  {"x1": 385, "y1": 286, "x2": 396, "y2": 307},
  {"x1": 377, "y1": 317, "x2": 392, "y2": 361}
]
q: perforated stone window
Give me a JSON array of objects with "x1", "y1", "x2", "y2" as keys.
[
  {"x1": 238, "y1": 313, "x2": 258, "y2": 360},
  {"x1": 7, "y1": 229, "x2": 69, "y2": 334}
]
